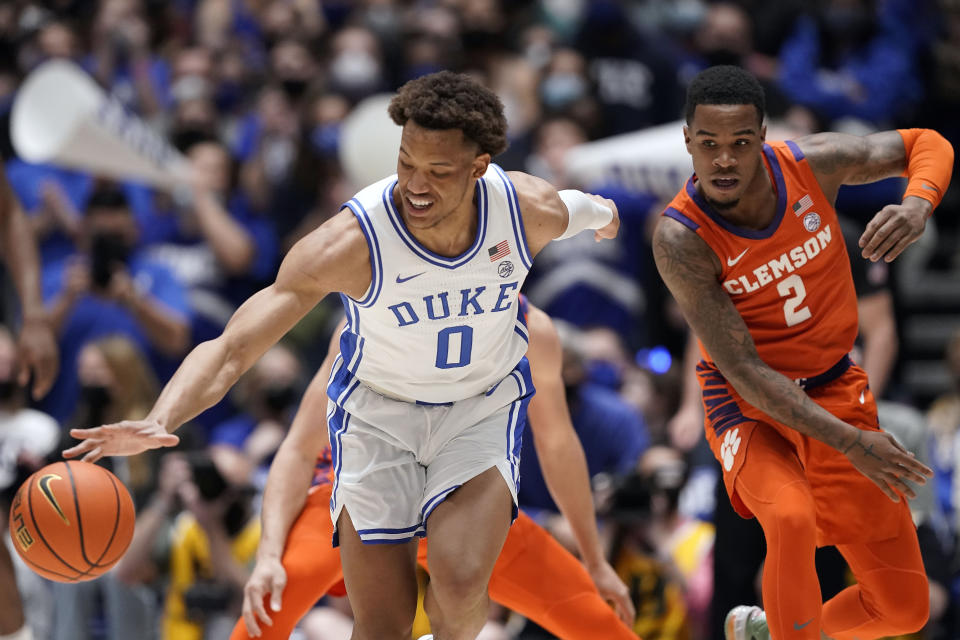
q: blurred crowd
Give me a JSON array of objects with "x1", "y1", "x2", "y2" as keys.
[{"x1": 1, "y1": 0, "x2": 960, "y2": 639}]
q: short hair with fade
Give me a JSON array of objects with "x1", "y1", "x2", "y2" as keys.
[
  {"x1": 684, "y1": 65, "x2": 766, "y2": 125},
  {"x1": 388, "y1": 71, "x2": 509, "y2": 157}
]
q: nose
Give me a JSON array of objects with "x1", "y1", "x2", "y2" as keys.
[
  {"x1": 406, "y1": 170, "x2": 429, "y2": 194},
  {"x1": 713, "y1": 150, "x2": 737, "y2": 170}
]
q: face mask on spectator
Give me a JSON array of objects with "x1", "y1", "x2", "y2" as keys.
[
  {"x1": 330, "y1": 51, "x2": 381, "y2": 93},
  {"x1": 81, "y1": 384, "x2": 111, "y2": 411},
  {"x1": 703, "y1": 47, "x2": 742, "y2": 67},
  {"x1": 171, "y1": 75, "x2": 210, "y2": 103},
  {"x1": 280, "y1": 77, "x2": 309, "y2": 101},
  {"x1": 310, "y1": 123, "x2": 341, "y2": 157},
  {"x1": 215, "y1": 81, "x2": 244, "y2": 112},
  {"x1": 541, "y1": 73, "x2": 587, "y2": 109},
  {"x1": 263, "y1": 384, "x2": 298, "y2": 414},
  {"x1": 525, "y1": 41, "x2": 553, "y2": 70},
  {"x1": 586, "y1": 359, "x2": 623, "y2": 390},
  {"x1": 80, "y1": 384, "x2": 112, "y2": 426}
]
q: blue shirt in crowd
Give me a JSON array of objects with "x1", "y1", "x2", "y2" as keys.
[{"x1": 40, "y1": 253, "x2": 191, "y2": 422}]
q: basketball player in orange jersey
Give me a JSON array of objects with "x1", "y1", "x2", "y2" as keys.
[
  {"x1": 0, "y1": 164, "x2": 59, "y2": 640},
  {"x1": 232, "y1": 296, "x2": 636, "y2": 639},
  {"x1": 653, "y1": 65, "x2": 951, "y2": 640}
]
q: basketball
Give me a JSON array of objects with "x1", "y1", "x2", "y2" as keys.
[{"x1": 7, "y1": 460, "x2": 135, "y2": 583}]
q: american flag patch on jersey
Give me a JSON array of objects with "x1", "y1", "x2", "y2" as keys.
[
  {"x1": 792, "y1": 194, "x2": 814, "y2": 216},
  {"x1": 488, "y1": 240, "x2": 510, "y2": 261}
]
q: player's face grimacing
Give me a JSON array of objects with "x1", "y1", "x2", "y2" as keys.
[
  {"x1": 684, "y1": 103, "x2": 766, "y2": 211},
  {"x1": 395, "y1": 120, "x2": 490, "y2": 230}
]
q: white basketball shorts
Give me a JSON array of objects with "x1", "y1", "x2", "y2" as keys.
[{"x1": 326, "y1": 357, "x2": 534, "y2": 545}]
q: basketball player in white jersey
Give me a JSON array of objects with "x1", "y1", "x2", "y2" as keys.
[{"x1": 65, "y1": 71, "x2": 618, "y2": 640}]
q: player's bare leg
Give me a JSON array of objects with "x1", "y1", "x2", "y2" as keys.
[
  {"x1": 0, "y1": 543, "x2": 27, "y2": 637},
  {"x1": 423, "y1": 467, "x2": 513, "y2": 640},
  {"x1": 337, "y1": 508, "x2": 419, "y2": 640}
]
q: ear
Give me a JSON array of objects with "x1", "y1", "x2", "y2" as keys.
[
  {"x1": 472, "y1": 153, "x2": 491, "y2": 179},
  {"x1": 760, "y1": 123, "x2": 767, "y2": 143},
  {"x1": 683, "y1": 125, "x2": 693, "y2": 154}
]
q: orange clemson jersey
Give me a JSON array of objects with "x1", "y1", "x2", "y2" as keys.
[{"x1": 663, "y1": 140, "x2": 858, "y2": 382}]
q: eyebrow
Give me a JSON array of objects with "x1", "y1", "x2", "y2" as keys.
[
  {"x1": 695, "y1": 129, "x2": 756, "y2": 136},
  {"x1": 398, "y1": 146, "x2": 455, "y2": 166}
]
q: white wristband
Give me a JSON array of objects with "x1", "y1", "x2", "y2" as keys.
[
  {"x1": 0, "y1": 626, "x2": 33, "y2": 640},
  {"x1": 556, "y1": 190, "x2": 613, "y2": 240}
]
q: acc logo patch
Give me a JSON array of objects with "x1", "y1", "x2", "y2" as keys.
[
  {"x1": 803, "y1": 212, "x2": 821, "y2": 232},
  {"x1": 498, "y1": 261, "x2": 514, "y2": 278}
]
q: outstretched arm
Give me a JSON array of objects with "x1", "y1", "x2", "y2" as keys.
[
  {"x1": 64, "y1": 210, "x2": 370, "y2": 461},
  {"x1": 800, "y1": 129, "x2": 953, "y2": 262},
  {"x1": 652, "y1": 216, "x2": 931, "y2": 501},
  {"x1": 524, "y1": 303, "x2": 634, "y2": 625}
]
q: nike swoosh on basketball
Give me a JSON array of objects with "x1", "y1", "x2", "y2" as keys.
[
  {"x1": 396, "y1": 272, "x2": 425, "y2": 284},
  {"x1": 727, "y1": 249, "x2": 748, "y2": 266},
  {"x1": 794, "y1": 618, "x2": 814, "y2": 630},
  {"x1": 38, "y1": 474, "x2": 69, "y2": 524}
]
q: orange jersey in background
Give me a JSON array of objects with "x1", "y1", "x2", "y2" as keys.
[{"x1": 663, "y1": 140, "x2": 858, "y2": 382}]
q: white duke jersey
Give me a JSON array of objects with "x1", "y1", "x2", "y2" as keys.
[{"x1": 338, "y1": 163, "x2": 532, "y2": 404}]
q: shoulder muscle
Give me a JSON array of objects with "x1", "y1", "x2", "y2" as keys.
[
  {"x1": 506, "y1": 171, "x2": 566, "y2": 256},
  {"x1": 276, "y1": 208, "x2": 371, "y2": 301}
]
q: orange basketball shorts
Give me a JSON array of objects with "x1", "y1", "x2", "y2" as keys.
[{"x1": 699, "y1": 359, "x2": 902, "y2": 546}]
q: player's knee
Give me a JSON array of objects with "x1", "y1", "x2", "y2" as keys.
[
  {"x1": 764, "y1": 484, "x2": 816, "y2": 539},
  {"x1": 428, "y1": 556, "x2": 491, "y2": 608},
  {"x1": 874, "y1": 570, "x2": 929, "y2": 634}
]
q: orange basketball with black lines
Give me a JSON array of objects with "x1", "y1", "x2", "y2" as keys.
[{"x1": 8, "y1": 461, "x2": 135, "y2": 582}]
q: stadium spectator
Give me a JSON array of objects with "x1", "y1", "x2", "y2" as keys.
[
  {"x1": 42, "y1": 183, "x2": 190, "y2": 422},
  {"x1": 777, "y1": 0, "x2": 922, "y2": 126}
]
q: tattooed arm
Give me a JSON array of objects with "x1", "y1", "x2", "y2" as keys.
[
  {"x1": 799, "y1": 131, "x2": 939, "y2": 262},
  {"x1": 800, "y1": 131, "x2": 907, "y2": 195},
  {"x1": 652, "y1": 216, "x2": 931, "y2": 501}
]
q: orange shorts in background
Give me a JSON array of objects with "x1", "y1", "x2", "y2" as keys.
[{"x1": 232, "y1": 483, "x2": 635, "y2": 640}]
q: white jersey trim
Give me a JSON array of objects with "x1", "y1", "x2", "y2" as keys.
[
  {"x1": 342, "y1": 198, "x2": 384, "y2": 307},
  {"x1": 491, "y1": 165, "x2": 532, "y2": 270}
]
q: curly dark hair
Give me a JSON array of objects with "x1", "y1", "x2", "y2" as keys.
[
  {"x1": 684, "y1": 65, "x2": 765, "y2": 125},
  {"x1": 388, "y1": 71, "x2": 509, "y2": 157}
]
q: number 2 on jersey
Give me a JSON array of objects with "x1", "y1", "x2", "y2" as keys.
[
  {"x1": 777, "y1": 274, "x2": 812, "y2": 327},
  {"x1": 436, "y1": 325, "x2": 474, "y2": 369}
]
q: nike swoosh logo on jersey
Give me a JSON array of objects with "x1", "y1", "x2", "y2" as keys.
[
  {"x1": 794, "y1": 618, "x2": 814, "y2": 630},
  {"x1": 396, "y1": 272, "x2": 426, "y2": 283},
  {"x1": 727, "y1": 249, "x2": 748, "y2": 266}
]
